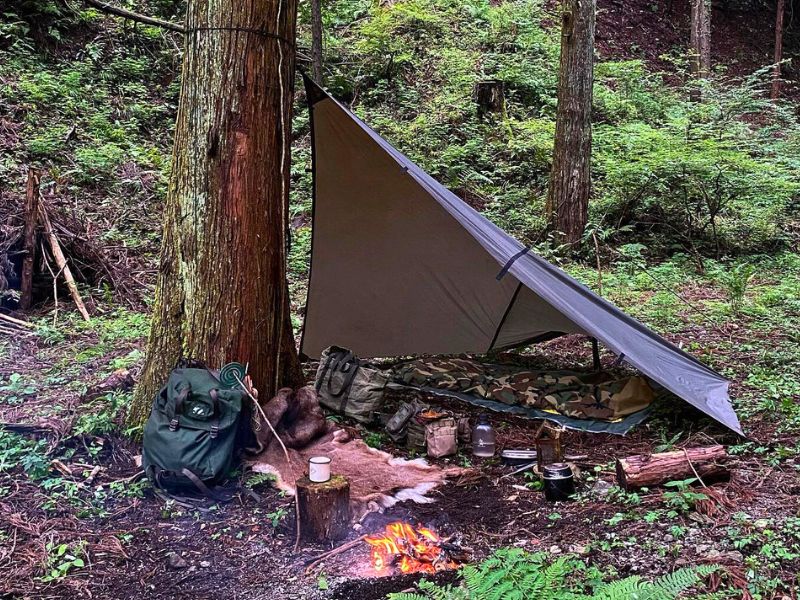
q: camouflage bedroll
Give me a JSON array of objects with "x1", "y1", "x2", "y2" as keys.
[{"x1": 392, "y1": 358, "x2": 655, "y2": 431}]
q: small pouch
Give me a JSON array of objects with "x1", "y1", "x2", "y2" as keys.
[{"x1": 425, "y1": 418, "x2": 458, "y2": 458}]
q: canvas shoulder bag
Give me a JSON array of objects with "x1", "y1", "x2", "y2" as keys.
[{"x1": 314, "y1": 346, "x2": 388, "y2": 423}]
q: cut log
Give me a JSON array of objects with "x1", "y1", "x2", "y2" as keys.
[
  {"x1": 20, "y1": 169, "x2": 40, "y2": 311},
  {"x1": 296, "y1": 475, "x2": 350, "y2": 543},
  {"x1": 615, "y1": 445, "x2": 729, "y2": 490}
]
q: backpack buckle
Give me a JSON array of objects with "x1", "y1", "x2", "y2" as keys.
[
  {"x1": 169, "y1": 418, "x2": 179, "y2": 431},
  {"x1": 210, "y1": 425, "x2": 219, "y2": 439}
]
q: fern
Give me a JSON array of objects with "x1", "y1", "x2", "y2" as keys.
[
  {"x1": 387, "y1": 549, "x2": 718, "y2": 600},
  {"x1": 592, "y1": 565, "x2": 718, "y2": 600}
]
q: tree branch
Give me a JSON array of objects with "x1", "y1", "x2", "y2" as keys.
[{"x1": 83, "y1": 0, "x2": 185, "y2": 33}]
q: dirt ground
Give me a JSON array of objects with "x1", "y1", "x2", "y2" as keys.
[{"x1": 2, "y1": 323, "x2": 799, "y2": 599}]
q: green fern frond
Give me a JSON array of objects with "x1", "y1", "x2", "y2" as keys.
[{"x1": 386, "y1": 593, "x2": 428, "y2": 600}]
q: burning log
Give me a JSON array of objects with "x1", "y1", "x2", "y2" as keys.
[
  {"x1": 296, "y1": 475, "x2": 351, "y2": 543},
  {"x1": 615, "y1": 445, "x2": 729, "y2": 490},
  {"x1": 364, "y1": 522, "x2": 461, "y2": 574}
]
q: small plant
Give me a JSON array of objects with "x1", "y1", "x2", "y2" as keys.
[
  {"x1": 363, "y1": 431, "x2": 386, "y2": 449},
  {"x1": 523, "y1": 471, "x2": 542, "y2": 490},
  {"x1": 266, "y1": 507, "x2": 288, "y2": 528},
  {"x1": 246, "y1": 472, "x2": 277, "y2": 489},
  {"x1": 662, "y1": 478, "x2": 708, "y2": 513},
  {"x1": 0, "y1": 373, "x2": 37, "y2": 405},
  {"x1": 40, "y1": 541, "x2": 86, "y2": 582},
  {"x1": 715, "y1": 262, "x2": 755, "y2": 314}
]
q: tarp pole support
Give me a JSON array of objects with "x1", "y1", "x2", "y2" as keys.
[
  {"x1": 487, "y1": 282, "x2": 523, "y2": 353},
  {"x1": 591, "y1": 337, "x2": 601, "y2": 372}
]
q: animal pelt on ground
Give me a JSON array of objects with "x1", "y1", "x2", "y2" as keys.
[{"x1": 254, "y1": 386, "x2": 329, "y2": 451}]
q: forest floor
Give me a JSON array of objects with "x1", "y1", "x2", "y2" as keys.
[{"x1": 2, "y1": 255, "x2": 800, "y2": 599}]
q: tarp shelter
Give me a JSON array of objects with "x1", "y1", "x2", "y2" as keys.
[{"x1": 299, "y1": 76, "x2": 742, "y2": 436}]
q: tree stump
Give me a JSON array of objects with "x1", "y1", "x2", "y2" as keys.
[
  {"x1": 616, "y1": 445, "x2": 729, "y2": 490},
  {"x1": 296, "y1": 475, "x2": 351, "y2": 543},
  {"x1": 473, "y1": 80, "x2": 505, "y2": 119}
]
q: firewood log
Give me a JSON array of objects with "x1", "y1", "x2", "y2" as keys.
[{"x1": 615, "y1": 445, "x2": 729, "y2": 490}]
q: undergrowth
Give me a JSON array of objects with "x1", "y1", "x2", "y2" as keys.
[{"x1": 387, "y1": 547, "x2": 718, "y2": 599}]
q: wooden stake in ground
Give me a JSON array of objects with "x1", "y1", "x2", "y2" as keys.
[
  {"x1": 38, "y1": 205, "x2": 91, "y2": 322},
  {"x1": 615, "y1": 445, "x2": 729, "y2": 490},
  {"x1": 20, "y1": 169, "x2": 40, "y2": 311},
  {"x1": 296, "y1": 475, "x2": 351, "y2": 544}
]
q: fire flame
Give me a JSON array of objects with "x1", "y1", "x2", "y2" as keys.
[{"x1": 364, "y1": 522, "x2": 458, "y2": 574}]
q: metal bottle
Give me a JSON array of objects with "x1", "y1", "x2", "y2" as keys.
[{"x1": 471, "y1": 414, "x2": 496, "y2": 458}]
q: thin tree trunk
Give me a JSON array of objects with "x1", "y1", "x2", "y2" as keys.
[
  {"x1": 20, "y1": 169, "x2": 39, "y2": 311},
  {"x1": 310, "y1": 0, "x2": 324, "y2": 84},
  {"x1": 130, "y1": 0, "x2": 300, "y2": 426},
  {"x1": 546, "y1": 0, "x2": 595, "y2": 245},
  {"x1": 772, "y1": 0, "x2": 785, "y2": 100},
  {"x1": 689, "y1": 0, "x2": 711, "y2": 100}
]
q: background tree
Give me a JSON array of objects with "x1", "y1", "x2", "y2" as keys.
[
  {"x1": 546, "y1": 0, "x2": 596, "y2": 245},
  {"x1": 311, "y1": 0, "x2": 324, "y2": 83},
  {"x1": 690, "y1": 0, "x2": 711, "y2": 98},
  {"x1": 772, "y1": 0, "x2": 786, "y2": 100},
  {"x1": 129, "y1": 0, "x2": 301, "y2": 426}
]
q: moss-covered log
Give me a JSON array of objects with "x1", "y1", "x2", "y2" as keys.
[{"x1": 129, "y1": 0, "x2": 301, "y2": 426}]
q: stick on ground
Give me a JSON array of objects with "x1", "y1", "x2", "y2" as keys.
[{"x1": 39, "y1": 204, "x2": 91, "y2": 322}]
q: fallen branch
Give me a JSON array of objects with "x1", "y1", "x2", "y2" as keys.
[
  {"x1": 83, "y1": 0, "x2": 185, "y2": 32},
  {"x1": 39, "y1": 204, "x2": 91, "y2": 322},
  {"x1": 0, "y1": 313, "x2": 34, "y2": 329},
  {"x1": 304, "y1": 535, "x2": 368, "y2": 575}
]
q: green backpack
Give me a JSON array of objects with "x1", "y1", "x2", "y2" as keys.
[{"x1": 142, "y1": 368, "x2": 247, "y2": 498}]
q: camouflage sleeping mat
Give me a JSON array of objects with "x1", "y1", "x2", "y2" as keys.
[{"x1": 391, "y1": 358, "x2": 655, "y2": 434}]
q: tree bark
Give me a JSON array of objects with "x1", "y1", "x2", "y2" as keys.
[
  {"x1": 546, "y1": 0, "x2": 595, "y2": 245},
  {"x1": 689, "y1": 0, "x2": 711, "y2": 98},
  {"x1": 20, "y1": 169, "x2": 39, "y2": 311},
  {"x1": 129, "y1": 0, "x2": 300, "y2": 426},
  {"x1": 616, "y1": 445, "x2": 729, "y2": 490},
  {"x1": 771, "y1": 0, "x2": 785, "y2": 100},
  {"x1": 296, "y1": 475, "x2": 351, "y2": 542},
  {"x1": 310, "y1": 0, "x2": 324, "y2": 84}
]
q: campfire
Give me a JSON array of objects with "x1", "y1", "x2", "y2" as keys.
[{"x1": 364, "y1": 521, "x2": 460, "y2": 574}]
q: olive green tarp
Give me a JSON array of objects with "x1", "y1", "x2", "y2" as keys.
[{"x1": 298, "y1": 76, "x2": 742, "y2": 436}]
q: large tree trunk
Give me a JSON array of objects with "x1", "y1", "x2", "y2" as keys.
[
  {"x1": 689, "y1": 0, "x2": 711, "y2": 96},
  {"x1": 546, "y1": 0, "x2": 595, "y2": 245},
  {"x1": 129, "y1": 0, "x2": 300, "y2": 426},
  {"x1": 771, "y1": 0, "x2": 785, "y2": 100},
  {"x1": 310, "y1": 0, "x2": 324, "y2": 84}
]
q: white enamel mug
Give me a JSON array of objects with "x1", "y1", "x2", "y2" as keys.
[{"x1": 308, "y1": 456, "x2": 331, "y2": 483}]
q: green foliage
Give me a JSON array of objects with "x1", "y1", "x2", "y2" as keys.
[
  {"x1": 72, "y1": 391, "x2": 130, "y2": 437},
  {"x1": 0, "y1": 429, "x2": 50, "y2": 479},
  {"x1": 661, "y1": 478, "x2": 708, "y2": 513},
  {"x1": 266, "y1": 507, "x2": 288, "y2": 528},
  {"x1": 712, "y1": 262, "x2": 755, "y2": 314},
  {"x1": 40, "y1": 540, "x2": 86, "y2": 582},
  {"x1": 0, "y1": 373, "x2": 37, "y2": 405},
  {"x1": 387, "y1": 548, "x2": 717, "y2": 599}
]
